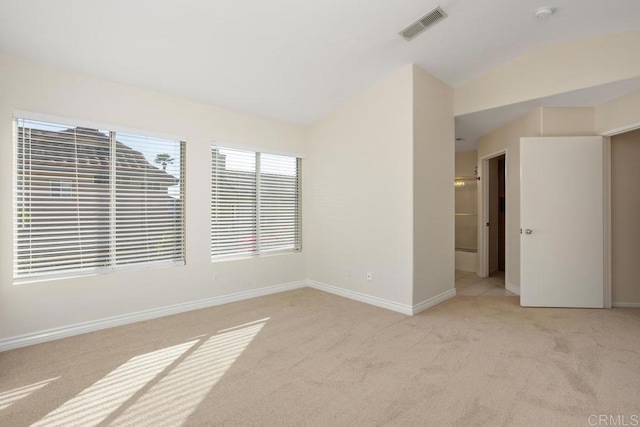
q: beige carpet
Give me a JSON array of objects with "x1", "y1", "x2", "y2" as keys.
[{"x1": 1, "y1": 289, "x2": 639, "y2": 426}]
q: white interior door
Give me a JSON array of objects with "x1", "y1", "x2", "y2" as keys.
[{"x1": 520, "y1": 137, "x2": 604, "y2": 308}]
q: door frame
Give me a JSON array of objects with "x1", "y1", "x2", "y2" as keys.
[
  {"x1": 477, "y1": 149, "x2": 509, "y2": 290},
  {"x1": 476, "y1": 121, "x2": 640, "y2": 307},
  {"x1": 601, "y1": 120, "x2": 640, "y2": 308},
  {"x1": 604, "y1": 136, "x2": 612, "y2": 309}
]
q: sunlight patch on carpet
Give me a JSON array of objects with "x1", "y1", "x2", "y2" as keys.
[
  {"x1": 32, "y1": 340, "x2": 199, "y2": 427},
  {"x1": 110, "y1": 320, "x2": 268, "y2": 426},
  {"x1": 0, "y1": 377, "x2": 58, "y2": 411}
]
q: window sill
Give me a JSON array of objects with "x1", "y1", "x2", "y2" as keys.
[
  {"x1": 13, "y1": 260, "x2": 186, "y2": 285},
  {"x1": 211, "y1": 249, "x2": 302, "y2": 263}
]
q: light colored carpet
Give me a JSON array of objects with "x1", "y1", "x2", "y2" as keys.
[{"x1": 1, "y1": 288, "x2": 639, "y2": 426}]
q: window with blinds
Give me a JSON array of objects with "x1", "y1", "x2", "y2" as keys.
[
  {"x1": 14, "y1": 118, "x2": 185, "y2": 280},
  {"x1": 211, "y1": 146, "x2": 301, "y2": 259}
]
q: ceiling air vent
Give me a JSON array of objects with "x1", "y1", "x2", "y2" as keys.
[{"x1": 400, "y1": 6, "x2": 447, "y2": 41}]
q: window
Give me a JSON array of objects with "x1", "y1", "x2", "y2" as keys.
[
  {"x1": 211, "y1": 146, "x2": 301, "y2": 259},
  {"x1": 14, "y1": 118, "x2": 185, "y2": 280},
  {"x1": 50, "y1": 180, "x2": 73, "y2": 197}
]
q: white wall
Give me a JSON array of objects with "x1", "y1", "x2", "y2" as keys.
[
  {"x1": 306, "y1": 65, "x2": 415, "y2": 306},
  {"x1": 541, "y1": 107, "x2": 595, "y2": 136},
  {"x1": 306, "y1": 65, "x2": 455, "y2": 309},
  {"x1": 455, "y1": 151, "x2": 477, "y2": 177},
  {"x1": 596, "y1": 89, "x2": 640, "y2": 134},
  {"x1": 455, "y1": 31, "x2": 640, "y2": 116},
  {"x1": 413, "y1": 66, "x2": 455, "y2": 304},
  {"x1": 0, "y1": 54, "x2": 307, "y2": 341}
]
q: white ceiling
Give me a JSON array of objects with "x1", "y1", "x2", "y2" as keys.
[
  {"x1": 455, "y1": 76, "x2": 640, "y2": 151},
  {"x1": 1, "y1": 0, "x2": 640, "y2": 124}
]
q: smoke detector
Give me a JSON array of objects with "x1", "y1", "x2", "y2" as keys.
[
  {"x1": 535, "y1": 7, "x2": 555, "y2": 19},
  {"x1": 400, "y1": 6, "x2": 448, "y2": 41}
]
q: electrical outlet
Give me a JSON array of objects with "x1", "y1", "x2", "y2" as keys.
[
  {"x1": 212, "y1": 273, "x2": 219, "y2": 283},
  {"x1": 366, "y1": 271, "x2": 373, "y2": 281}
]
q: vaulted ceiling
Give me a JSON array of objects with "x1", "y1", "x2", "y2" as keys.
[{"x1": 2, "y1": 0, "x2": 640, "y2": 124}]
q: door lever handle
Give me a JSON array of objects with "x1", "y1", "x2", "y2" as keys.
[{"x1": 525, "y1": 229, "x2": 532, "y2": 234}]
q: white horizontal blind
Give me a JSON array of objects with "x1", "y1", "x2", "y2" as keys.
[
  {"x1": 211, "y1": 146, "x2": 301, "y2": 259},
  {"x1": 14, "y1": 118, "x2": 185, "y2": 280},
  {"x1": 14, "y1": 121, "x2": 111, "y2": 277},
  {"x1": 211, "y1": 147, "x2": 257, "y2": 257},
  {"x1": 259, "y1": 154, "x2": 301, "y2": 252},
  {"x1": 115, "y1": 132, "x2": 185, "y2": 266}
]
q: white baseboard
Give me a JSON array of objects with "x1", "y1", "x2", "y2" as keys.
[
  {"x1": 455, "y1": 251, "x2": 477, "y2": 273},
  {"x1": 1, "y1": 279, "x2": 462, "y2": 353},
  {"x1": 307, "y1": 281, "x2": 456, "y2": 316},
  {"x1": 0, "y1": 280, "x2": 306, "y2": 353},
  {"x1": 612, "y1": 302, "x2": 640, "y2": 308},
  {"x1": 412, "y1": 289, "x2": 457, "y2": 315},
  {"x1": 307, "y1": 280, "x2": 414, "y2": 315},
  {"x1": 506, "y1": 282, "x2": 520, "y2": 296}
]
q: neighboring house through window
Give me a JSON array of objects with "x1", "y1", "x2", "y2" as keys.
[{"x1": 14, "y1": 117, "x2": 186, "y2": 280}]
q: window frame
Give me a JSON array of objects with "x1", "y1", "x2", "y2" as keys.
[
  {"x1": 13, "y1": 112, "x2": 187, "y2": 283},
  {"x1": 211, "y1": 145, "x2": 302, "y2": 261}
]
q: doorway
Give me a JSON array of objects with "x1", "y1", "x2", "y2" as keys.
[
  {"x1": 478, "y1": 150, "x2": 508, "y2": 288},
  {"x1": 456, "y1": 150, "x2": 512, "y2": 297},
  {"x1": 488, "y1": 155, "x2": 506, "y2": 282},
  {"x1": 610, "y1": 128, "x2": 640, "y2": 307}
]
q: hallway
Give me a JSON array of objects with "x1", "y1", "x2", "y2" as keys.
[{"x1": 455, "y1": 270, "x2": 516, "y2": 297}]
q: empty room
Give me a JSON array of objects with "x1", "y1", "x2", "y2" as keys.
[{"x1": 1, "y1": 1, "x2": 639, "y2": 426}]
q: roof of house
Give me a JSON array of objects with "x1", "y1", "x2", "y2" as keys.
[{"x1": 19, "y1": 127, "x2": 178, "y2": 186}]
